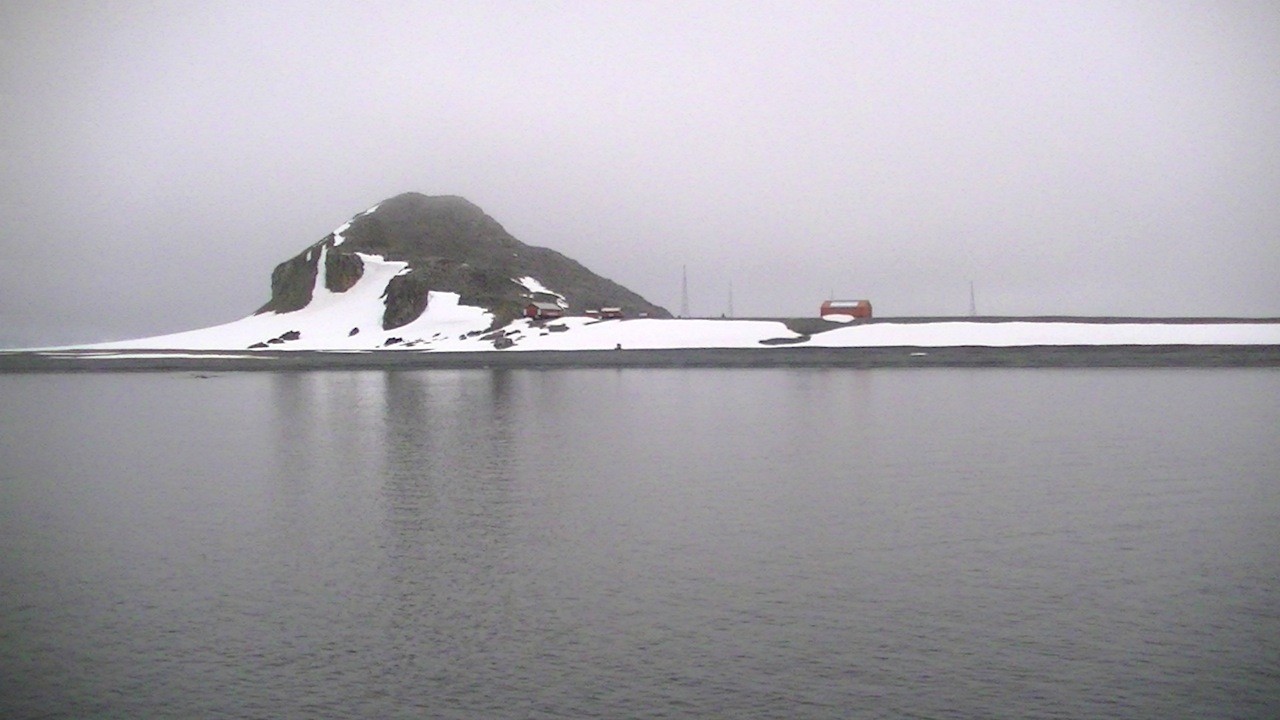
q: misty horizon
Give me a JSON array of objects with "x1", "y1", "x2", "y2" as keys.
[{"x1": 3, "y1": 1, "x2": 1278, "y2": 347}]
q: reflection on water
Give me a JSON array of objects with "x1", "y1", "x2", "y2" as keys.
[{"x1": 2, "y1": 368, "x2": 1278, "y2": 718}]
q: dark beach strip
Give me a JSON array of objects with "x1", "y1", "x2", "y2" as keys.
[{"x1": 2, "y1": 344, "x2": 1279, "y2": 373}]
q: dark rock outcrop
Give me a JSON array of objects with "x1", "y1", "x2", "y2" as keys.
[
  {"x1": 382, "y1": 272, "x2": 433, "y2": 331},
  {"x1": 256, "y1": 193, "x2": 670, "y2": 329},
  {"x1": 259, "y1": 250, "x2": 320, "y2": 314},
  {"x1": 325, "y1": 251, "x2": 363, "y2": 293}
]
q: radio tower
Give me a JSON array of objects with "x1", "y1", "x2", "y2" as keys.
[
  {"x1": 680, "y1": 265, "x2": 690, "y2": 318},
  {"x1": 968, "y1": 281, "x2": 977, "y2": 317}
]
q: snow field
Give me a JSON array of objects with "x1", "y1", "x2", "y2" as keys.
[{"x1": 77, "y1": 261, "x2": 1280, "y2": 351}]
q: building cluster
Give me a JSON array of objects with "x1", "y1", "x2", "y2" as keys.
[
  {"x1": 523, "y1": 302, "x2": 625, "y2": 321},
  {"x1": 522, "y1": 299, "x2": 873, "y2": 322}
]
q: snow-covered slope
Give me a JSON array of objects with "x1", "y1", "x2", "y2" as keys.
[
  {"x1": 84, "y1": 266, "x2": 1280, "y2": 354},
  {"x1": 804, "y1": 321, "x2": 1280, "y2": 347},
  {"x1": 91, "y1": 318, "x2": 1280, "y2": 351},
  {"x1": 90, "y1": 251, "x2": 495, "y2": 351}
]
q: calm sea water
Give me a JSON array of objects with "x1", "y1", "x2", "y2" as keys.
[{"x1": 2, "y1": 368, "x2": 1277, "y2": 719}]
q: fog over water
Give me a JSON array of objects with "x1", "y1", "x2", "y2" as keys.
[{"x1": 2, "y1": 2, "x2": 1278, "y2": 347}]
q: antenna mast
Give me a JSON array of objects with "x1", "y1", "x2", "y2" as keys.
[
  {"x1": 680, "y1": 265, "x2": 690, "y2": 318},
  {"x1": 968, "y1": 281, "x2": 977, "y2": 317}
]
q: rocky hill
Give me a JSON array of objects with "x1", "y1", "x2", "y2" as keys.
[{"x1": 256, "y1": 193, "x2": 671, "y2": 329}]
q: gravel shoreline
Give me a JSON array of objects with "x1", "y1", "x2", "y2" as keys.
[{"x1": 3, "y1": 345, "x2": 1279, "y2": 373}]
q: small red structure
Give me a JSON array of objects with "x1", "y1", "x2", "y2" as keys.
[
  {"x1": 820, "y1": 299, "x2": 872, "y2": 321},
  {"x1": 524, "y1": 301, "x2": 564, "y2": 320}
]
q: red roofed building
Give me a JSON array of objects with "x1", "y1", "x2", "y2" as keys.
[
  {"x1": 524, "y1": 301, "x2": 564, "y2": 320},
  {"x1": 820, "y1": 299, "x2": 872, "y2": 321}
]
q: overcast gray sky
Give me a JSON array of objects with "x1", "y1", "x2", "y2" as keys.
[{"x1": 2, "y1": 1, "x2": 1278, "y2": 346}]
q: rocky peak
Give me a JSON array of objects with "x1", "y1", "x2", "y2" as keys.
[{"x1": 256, "y1": 193, "x2": 671, "y2": 330}]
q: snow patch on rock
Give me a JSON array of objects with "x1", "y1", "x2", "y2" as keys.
[{"x1": 331, "y1": 203, "x2": 380, "y2": 247}]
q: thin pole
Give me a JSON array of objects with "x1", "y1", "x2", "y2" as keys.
[{"x1": 680, "y1": 265, "x2": 690, "y2": 318}]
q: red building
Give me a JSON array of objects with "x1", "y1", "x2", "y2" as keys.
[
  {"x1": 524, "y1": 301, "x2": 564, "y2": 320},
  {"x1": 820, "y1": 299, "x2": 872, "y2": 320}
]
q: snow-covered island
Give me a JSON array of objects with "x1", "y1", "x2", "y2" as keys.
[
  {"x1": 71, "y1": 305, "x2": 1280, "y2": 353},
  {"x1": 5, "y1": 192, "x2": 1277, "y2": 369}
]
